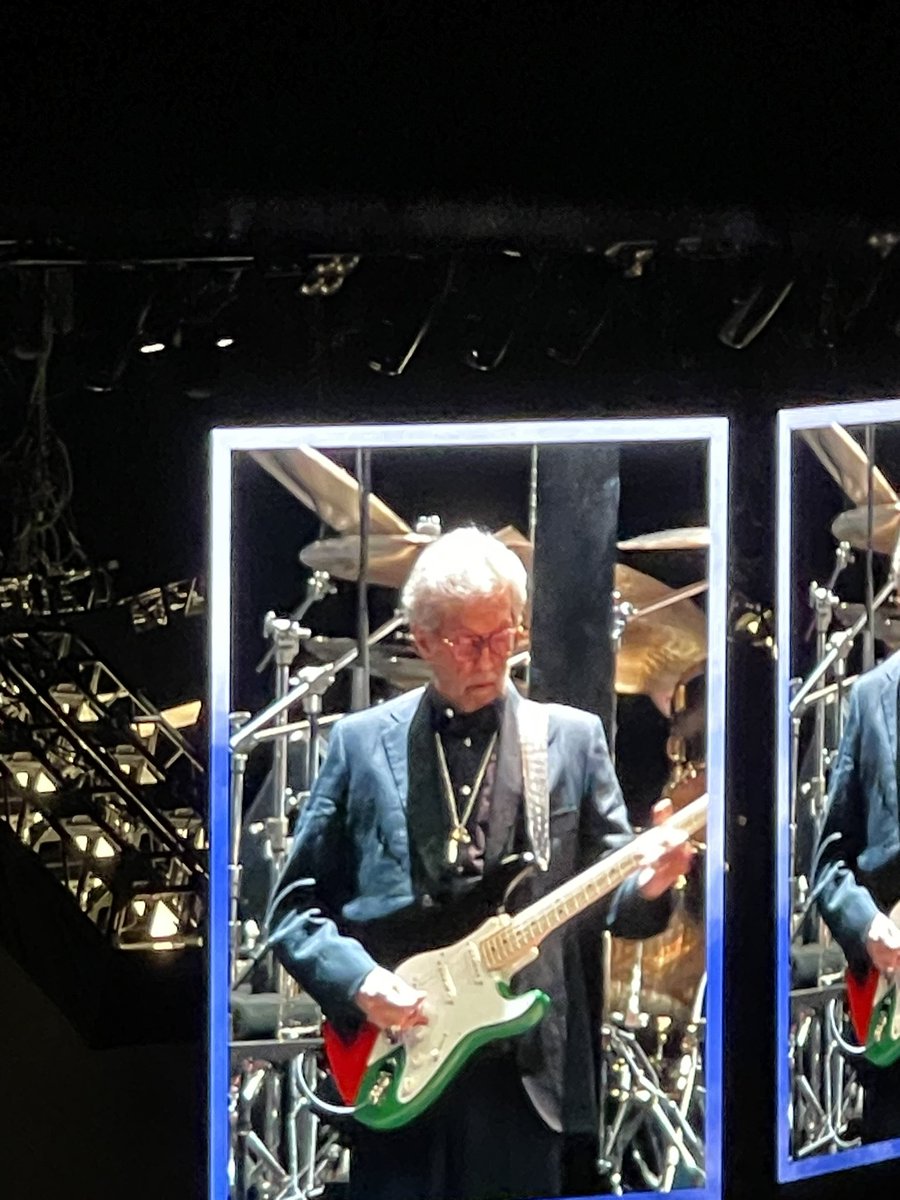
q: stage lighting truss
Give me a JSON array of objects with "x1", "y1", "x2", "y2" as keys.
[{"x1": 0, "y1": 628, "x2": 207, "y2": 951}]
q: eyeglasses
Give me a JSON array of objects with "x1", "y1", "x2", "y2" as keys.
[{"x1": 440, "y1": 625, "x2": 521, "y2": 664}]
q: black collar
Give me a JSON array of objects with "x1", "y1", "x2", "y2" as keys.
[{"x1": 427, "y1": 686, "x2": 504, "y2": 738}]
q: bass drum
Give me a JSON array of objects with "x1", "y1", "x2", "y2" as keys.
[{"x1": 607, "y1": 763, "x2": 706, "y2": 1026}]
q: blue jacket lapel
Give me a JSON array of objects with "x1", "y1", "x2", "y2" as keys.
[{"x1": 382, "y1": 688, "x2": 450, "y2": 892}]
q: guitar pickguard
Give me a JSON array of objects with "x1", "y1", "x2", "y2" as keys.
[{"x1": 353, "y1": 914, "x2": 548, "y2": 1130}]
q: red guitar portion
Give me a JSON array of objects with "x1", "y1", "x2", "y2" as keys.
[
  {"x1": 846, "y1": 966, "x2": 880, "y2": 1046},
  {"x1": 323, "y1": 1021, "x2": 380, "y2": 1104}
]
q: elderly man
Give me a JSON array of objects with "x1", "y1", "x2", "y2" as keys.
[
  {"x1": 269, "y1": 527, "x2": 693, "y2": 1200},
  {"x1": 813, "y1": 650, "x2": 900, "y2": 1144}
]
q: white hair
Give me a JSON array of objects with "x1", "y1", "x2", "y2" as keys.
[{"x1": 401, "y1": 526, "x2": 528, "y2": 632}]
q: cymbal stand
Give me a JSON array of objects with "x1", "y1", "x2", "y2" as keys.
[
  {"x1": 229, "y1": 711, "x2": 251, "y2": 987},
  {"x1": 264, "y1": 612, "x2": 310, "y2": 994},
  {"x1": 351, "y1": 448, "x2": 373, "y2": 712},
  {"x1": 230, "y1": 611, "x2": 407, "y2": 756},
  {"x1": 255, "y1": 570, "x2": 336, "y2": 674},
  {"x1": 809, "y1": 581, "x2": 838, "y2": 827}
]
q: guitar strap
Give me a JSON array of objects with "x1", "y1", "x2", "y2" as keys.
[{"x1": 516, "y1": 698, "x2": 551, "y2": 871}]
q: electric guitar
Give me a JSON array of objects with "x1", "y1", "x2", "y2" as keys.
[
  {"x1": 845, "y1": 898, "x2": 900, "y2": 1067},
  {"x1": 323, "y1": 793, "x2": 707, "y2": 1130}
]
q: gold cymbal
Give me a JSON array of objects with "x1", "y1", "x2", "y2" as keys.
[
  {"x1": 299, "y1": 533, "x2": 436, "y2": 588},
  {"x1": 300, "y1": 526, "x2": 534, "y2": 590},
  {"x1": 613, "y1": 565, "x2": 707, "y2": 703},
  {"x1": 250, "y1": 447, "x2": 411, "y2": 535},
  {"x1": 617, "y1": 527, "x2": 710, "y2": 552},
  {"x1": 831, "y1": 502, "x2": 900, "y2": 555},
  {"x1": 305, "y1": 636, "x2": 434, "y2": 690},
  {"x1": 800, "y1": 425, "x2": 897, "y2": 509}
]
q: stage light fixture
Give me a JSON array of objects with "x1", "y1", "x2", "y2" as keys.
[
  {"x1": 718, "y1": 257, "x2": 795, "y2": 349},
  {"x1": 461, "y1": 254, "x2": 542, "y2": 372},
  {"x1": 139, "y1": 341, "x2": 166, "y2": 354}
]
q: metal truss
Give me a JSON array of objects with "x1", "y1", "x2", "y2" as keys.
[{"x1": 0, "y1": 627, "x2": 207, "y2": 949}]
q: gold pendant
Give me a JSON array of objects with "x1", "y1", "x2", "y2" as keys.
[{"x1": 447, "y1": 825, "x2": 471, "y2": 865}]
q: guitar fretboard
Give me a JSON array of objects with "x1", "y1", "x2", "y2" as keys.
[{"x1": 478, "y1": 795, "x2": 707, "y2": 973}]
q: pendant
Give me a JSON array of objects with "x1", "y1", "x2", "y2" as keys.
[{"x1": 447, "y1": 825, "x2": 471, "y2": 865}]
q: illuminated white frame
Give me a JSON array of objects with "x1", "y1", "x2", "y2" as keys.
[
  {"x1": 210, "y1": 417, "x2": 729, "y2": 1200},
  {"x1": 776, "y1": 399, "x2": 900, "y2": 1181}
]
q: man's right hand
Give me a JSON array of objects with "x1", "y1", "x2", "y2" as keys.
[
  {"x1": 865, "y1": 911, "x2": 900, "y2": 976},
  {"x1": 354, "y1": 966, "x2": 429, "y2": 1031}
]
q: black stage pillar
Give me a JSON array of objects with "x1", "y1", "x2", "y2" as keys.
[{"x1": 528, "y1": 443, "x2": 620, "y2": 742}]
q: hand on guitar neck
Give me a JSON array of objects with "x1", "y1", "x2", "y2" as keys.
[
  {"x1": 355, "y1": 964, "x2": 429, "y2": 1032},
  {"x1": 635, "y1": 797, "x2": 698, "y2": 901},
  {"x1": 866, "y1": 910, "x2": 900, "y2": 977}
]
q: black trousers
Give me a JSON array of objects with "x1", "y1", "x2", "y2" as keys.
[
  {"x1": 348, "y1": 1052, "x2": 563, "y2": 1200},
  {"x1": 861, "y1": 1056, "x2": 900, "y2": 1144}
]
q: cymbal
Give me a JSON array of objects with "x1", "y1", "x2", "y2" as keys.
[
  {"x1": 250, "y1": 447, "x2": 411, "y2": 535},
  {"x1": 617, "y1": 527, "x2": 710, "y2": 552},
  {"x1": 305, "y1": 636, "x2": 433, "y2": 690},
  {"x1": 832, "y1": 601, "x2": 900, "y2": 648},
  {"x1": 300, "y1": 533, "x2": 436, "y2": 587},
  {"x1": 831, "y1": 502, "x2": 900, "y2": 555},
  {"x1": 300, "y1": 526, "x2": 534, "y2": 590},
  {"x1": 800, "y1": 425, "x2": 897, "y2": 509},
  {"x1": 613, "y1": 564, "x2": 707, "y2": 702}
]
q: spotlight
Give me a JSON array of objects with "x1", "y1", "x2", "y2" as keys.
[
  {"x1": 216, "y1": 337, "x2": 234, "y2": 349},
  {"x1": 139, "y1": 341, "x2": 166, "y2": 355}
]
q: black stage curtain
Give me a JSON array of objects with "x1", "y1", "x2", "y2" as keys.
[{"x1": 529, "y1": 442, "x2": 619, "y2": 737}]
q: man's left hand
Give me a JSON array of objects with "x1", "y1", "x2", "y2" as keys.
[{"x1": 635, "y1": 797, "x2": 697, "y2": 901}]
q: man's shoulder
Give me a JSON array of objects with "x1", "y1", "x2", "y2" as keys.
[
  {"x1": 536, "y1": 699, "x2": 605, "y2": 740},
  {"x1": 854, "y1": 652, "x2": 900, "y2": 705},
  {"x1": 332, "y1": 689, "x2": 424, "y2": 740}
]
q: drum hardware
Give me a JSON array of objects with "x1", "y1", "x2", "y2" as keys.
[
  {"x1": 599, "y1": 1012, "x2": 706, "y2": 1193},
  {"x1": 256, "y1": 571, "x2": 337, "y2": 674},
  {"x1": 231, "y1": 1041, "x2": 338, "y2": 1200},
  {"x1": 231, "y1": 612, "x2": 407, "y2": 756}
]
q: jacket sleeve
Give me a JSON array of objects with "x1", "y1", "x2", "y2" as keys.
[
  {"x1": 267, "y1": 721, "x2": 378, "y2": 1021},
  {"x1": 578, "y1": 715, "x2": 674, "y2": 939},
  {"x1": 812, "y1": 684, "x2": 879, "y2": 974}
]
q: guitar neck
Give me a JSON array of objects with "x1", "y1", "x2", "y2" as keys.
[{"x1": 478, "y1": 795, "x2": 707, "y2": 973}]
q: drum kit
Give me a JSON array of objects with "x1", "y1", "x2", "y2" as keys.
[
  {"x1": 228, "y1": 444, "x2": 711, "y2": 1197},
  {"x1": 787, "y1": 423, "x2": 900, "y2": 1159}
]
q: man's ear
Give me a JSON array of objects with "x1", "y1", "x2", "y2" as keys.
[{"x1": 411, "y1": 625, "x2": 437, "y2": 661}]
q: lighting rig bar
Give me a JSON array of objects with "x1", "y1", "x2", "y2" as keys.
[{"x1": 0, "y1": 628, "x2": 206, "y2": 950}]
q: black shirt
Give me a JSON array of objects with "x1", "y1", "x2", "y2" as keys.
[{"x1": 427, "y1": 688, "x2": 504, "y2": 876}]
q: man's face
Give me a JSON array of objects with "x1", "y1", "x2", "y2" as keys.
[{"x1": 412, "y1": 591, "x2": 519, "y2": 713}]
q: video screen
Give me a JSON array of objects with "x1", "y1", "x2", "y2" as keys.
[
  {"x1": 777, "y1": 403, "x2": 900, "y2": 1180},
  {"x1": 210, "y1": 418, "x2": 727, "y2": 1200}
]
